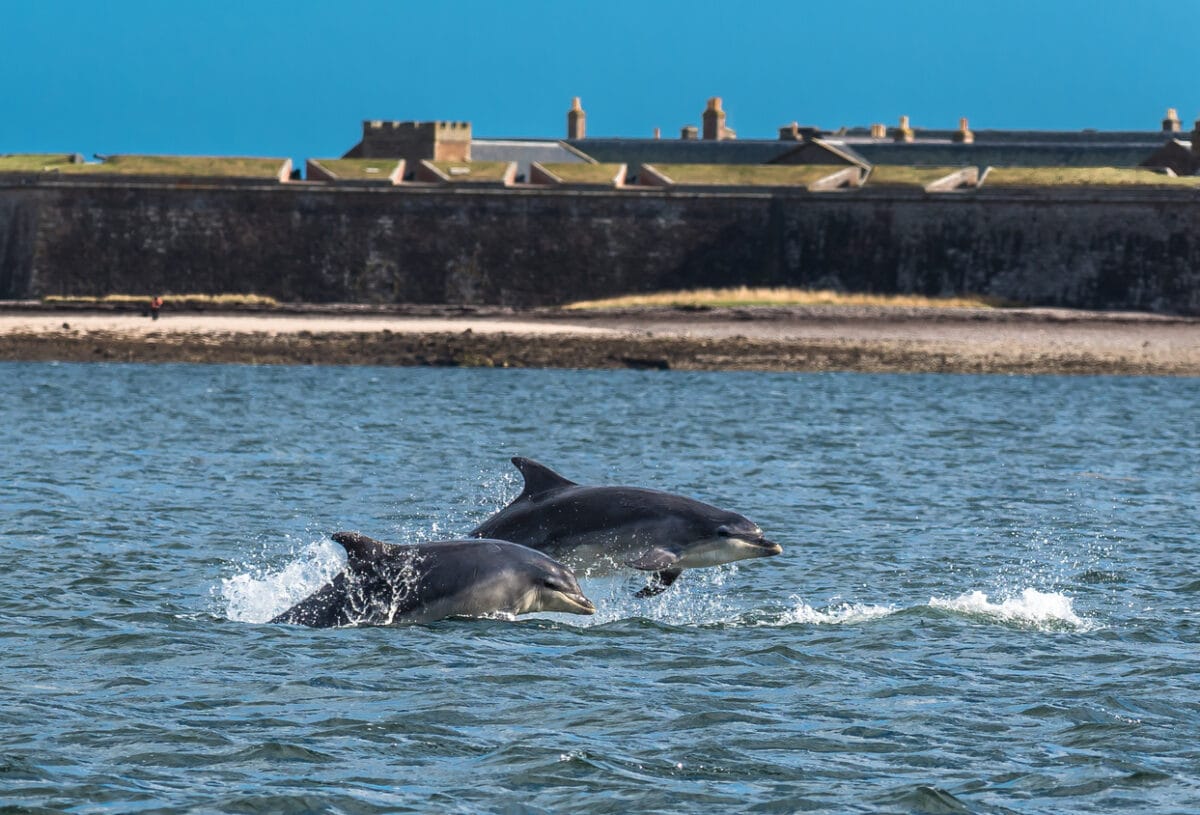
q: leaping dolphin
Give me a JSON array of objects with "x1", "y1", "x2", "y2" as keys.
[
  {"x1": 270, "y1": 532, "x2": 596, "y2": 627},
  {"x1": 470, "y1": 458, "x2": 782, "y2": 596}
]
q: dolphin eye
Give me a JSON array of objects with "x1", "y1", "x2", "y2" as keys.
[
  {"x1": 717, "y1": 526, "x2": 731, "y2": 537},
  {"x1": 543, "y1": 577, "x2": 563, "y2": 591}
]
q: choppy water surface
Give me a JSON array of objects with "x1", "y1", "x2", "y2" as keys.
[{"x1": 2, "y1": 363, "x2": 1198, "y2": 813}]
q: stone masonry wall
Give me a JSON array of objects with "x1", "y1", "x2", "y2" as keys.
[{"x1": 1, "y1": 182, "x2": 1198, "y2": 314}]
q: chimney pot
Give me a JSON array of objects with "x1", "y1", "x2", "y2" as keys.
[
  {"x1": 952, "y1": 116, "x2": 974, "y2": 144},
  {"x1": 567, "y1": 97, "x2": 586, "y2": 139},
  {"x1": 1163, "y1": 107, "x2": 1183, "y2": 133},
  {"x1": 702, "y1": 97, "x2": 729, "y2": 140}
]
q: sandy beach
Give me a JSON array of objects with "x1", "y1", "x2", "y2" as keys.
[{"x1": 1, "y1": 305, "x2": 1198, "y2": 375}]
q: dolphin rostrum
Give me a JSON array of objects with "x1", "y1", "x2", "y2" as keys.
[
  {"x1": 470, "y1": 457, "x2": 782, "y2": 596},
  {"x1": 270, "y1": 532, "x2": 596, "y2": 627}
]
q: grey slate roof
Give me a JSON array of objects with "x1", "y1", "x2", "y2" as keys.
[
  {"x1": 470, "y1": 140, "x2": 589, "y2": 180},
  {"x1": 566, "y1": 134, "x2": 1162, "y2": 169},
  {"x1": 769, "y1": 139, "x2": 872, "y2": 169},
  {"x1": 840, "y1": 128, "x2": 1175, "y2": 145},
  {"x1": 565, "y1": 138, "x2": 795, "y2": 167},
  {"x1": 836, "y1": 141, "x2": 1159, "y2": 168}
]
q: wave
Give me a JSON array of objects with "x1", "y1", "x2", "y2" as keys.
[
  {"x1": 216, "y1": 543, "x2": 1094, "y2": 633},
  {"x1": 546, "y1": 585, "x2": 1091, "y2": 632},
  {"x1": 771, "y1": 598, "x2": 899, "y2": 626},
  {"x1": 928, "y1": 588, "x2": 1093, "y2": 631},
  {"x1": 717, "y1": 587, "x2": 1092, "y2": 632}
]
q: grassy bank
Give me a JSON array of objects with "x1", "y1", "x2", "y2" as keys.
[
  {"x1": 646, "y1": 164, "x2": 846, "y2": 187},
  {"x1": 983, "y1": 167, "x2": 1200, "y2": 188},
  {"x1": 566, "y1": 287, "x2": 1008, "y2": 310}
]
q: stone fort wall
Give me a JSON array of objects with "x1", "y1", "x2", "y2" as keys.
[{"x1": 1, "y1": 182, "x2": 1198, "y2": 314}]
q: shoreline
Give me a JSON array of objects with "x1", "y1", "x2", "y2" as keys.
[{"x1": 1, "y1": 305, "x2": 1198, "y2": 375}]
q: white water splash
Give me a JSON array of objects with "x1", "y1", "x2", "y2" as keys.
[
  {"x1": 929, "y1": 588, "x2": 1092, "y2": 631},
  {"x1": 772, "y1": 598, "x2": 899, "y2": 626},
  {"x1": 219, "y1": 539, "x2": 345, "y2": 624},
  {"x1": 529, "y1": 564, "x2": 747, "y2": 628},
  {"x1": 217, "y1": 537, "x2": 1096, "y2": 635}
]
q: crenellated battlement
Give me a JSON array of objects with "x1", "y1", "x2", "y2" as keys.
[
  {"x1": 363, "y1": 120, "x2": 471, "y2": 134},
  {"x1": 348, "y1": 120, "x2": 471, "y2": 161}
]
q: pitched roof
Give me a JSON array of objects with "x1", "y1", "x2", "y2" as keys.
[
  {"x1": 839, "y1": 128, "x2": 1172, "y2": 145},
  {"x1": 836, "y1": 141, "x2": 1158, "y2": 168},
  {"x1": 769, "y1": 138, "x2": 871, "y2": 169},
  {"x1": 470, "y1": 140, "x2": 590, "y2": 179},
  {"x1": 566, "y1": 138, "x2": 794, "y2": 167}
]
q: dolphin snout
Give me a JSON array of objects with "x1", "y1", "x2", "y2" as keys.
[
  {"x1": 757, "y1": 539, "x2": 783, "y2": 556},
  {"x1": 570, "y1": 593, "x2": 597, "y2": 615}
]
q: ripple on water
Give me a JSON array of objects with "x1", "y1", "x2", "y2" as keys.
[{"x1": 1, "y1": 365, "x2": 1198, "y2": 813}]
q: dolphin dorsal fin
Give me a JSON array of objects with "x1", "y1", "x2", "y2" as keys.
[
  {"x1": 331, "y1": 531, "x2": 395, "y2": 570},
  {"x1": 512, "y1": 457, "x2": 577, "y2": 500}
]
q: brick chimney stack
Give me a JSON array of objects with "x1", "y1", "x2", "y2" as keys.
[
  {"x1": 952, "y1": 117, "x2": 974, "y2": 144},
  {"x1": 567, "y1": 97, "x2": 586, "y2": 139},
  {"x1": 702, "y1": 97, "x2": 726, "y2": 140},
  {"x1": 1163, "y1": 107, "x2": 1182, "y2": 133}
]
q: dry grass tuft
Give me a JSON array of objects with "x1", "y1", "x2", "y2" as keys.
[
  {"x1": 566, "y1": 287, "x2": 1008, "y2": 310},
  {"x1": 43, "y1": 293, "x2": 280, "y2": 306}
]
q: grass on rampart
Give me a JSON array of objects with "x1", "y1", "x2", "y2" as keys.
[
  {"x1": 983, "y1": 167, "x2": 1200, "y2": 188},
  {"x1": 539, "y1": 162, "x2": 624, "y2": 184},
  {"x1": 43, "y1": 293, "x2": 280, "y2": 307},
  {"x1": 428, "y1": 161, "x2": 512, "y2": 181},
  {"x1": 0, "y1": 154, "x2": 80, "y2": 172},
  {"x1": 312, "y1": 159, "x2": 401, "y2": 179},
  {"x1": 647, "y1": 164, "x2": 849, "y2": 187},
  {"x1": 866, "y1": 166, "x2": 970, "y2": 188},
  {"x1": 56, "y1": 155, "x2": 287, "y2": 178},
  {"x1": 566, "y1": 287, "x2": 1007, "y2": 310}
]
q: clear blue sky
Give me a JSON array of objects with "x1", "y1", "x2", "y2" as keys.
[{"x1": 2, "y1": 0, "x2": 1196, "y2": 161}]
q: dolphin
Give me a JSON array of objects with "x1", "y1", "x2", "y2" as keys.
[
  {"x1": 469, "y1": 457, "x2": 782, "y2": 596},
  {"x1": 270, "y1": 532, "x2": 596, "y2": 627}
]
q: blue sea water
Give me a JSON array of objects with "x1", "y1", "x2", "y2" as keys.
[{"x1": 1, "y1": 362, "x2": 1198, "y2": 813}]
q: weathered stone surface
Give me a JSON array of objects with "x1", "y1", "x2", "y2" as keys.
[{"x1": 2, "y1": 182, "x2": 1198, "y2": 314}]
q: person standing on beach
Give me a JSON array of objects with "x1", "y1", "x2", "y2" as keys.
[{"x1": 150, "y1": 296, "x2": 163, "y2": 320}]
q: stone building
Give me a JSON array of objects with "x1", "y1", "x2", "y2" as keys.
[
  {"x1": 343, "y1": 120, "x2": 472, "y2": 163},
  {"x1": 334, "y1": 101, "x2": 1198, "y2": 181}
]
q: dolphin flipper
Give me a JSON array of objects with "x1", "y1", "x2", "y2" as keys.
[
  {"x1": 635, "y1": 568, "x2": 683, "y2": 598},
  {"x1": 626, "y1": 548, "x2": 683, "y2": 597},
  {"x1": 625, "y1": 547, "x2": 680, "y2": 571}
]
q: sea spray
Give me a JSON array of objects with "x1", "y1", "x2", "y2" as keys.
[
  {"x1": 772, "y1": 597, "x2": 899, "y2": 626},
  {"x1": 929, "y1": 588, "x2": 1093, "y2": 631},
  {"x1": 219, "y1": 538, "x2": 345, "y2": 624}
]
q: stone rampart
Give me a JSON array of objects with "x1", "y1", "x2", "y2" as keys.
[{"x1": 1, "y1": 181, "x2": 1198, "y2": 313}]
